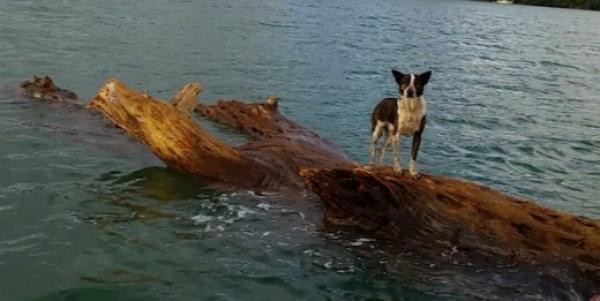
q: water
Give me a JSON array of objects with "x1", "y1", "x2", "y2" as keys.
[{"x1": 1, "y1": 0, "x2": 599, "y2": 299}]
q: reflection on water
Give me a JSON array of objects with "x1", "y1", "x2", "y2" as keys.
[{"x1": 1, "y1": 0, "x2": 600, "y2": 299}]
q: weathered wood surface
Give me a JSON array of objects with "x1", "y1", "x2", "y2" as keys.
[
  {"x1": 195, "y1": 95, "x2": 353, "y2": 186},
  {"x1": 301, "y1": 166, "x2": 600, "y2": 279},
  {"x1": 88, "y1": 79, "x2": 352, "y2": 190}
]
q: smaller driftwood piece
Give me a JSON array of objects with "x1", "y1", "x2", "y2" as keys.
[{"x1": 20, "y1": 75, "x2": 78, "y2": 101}]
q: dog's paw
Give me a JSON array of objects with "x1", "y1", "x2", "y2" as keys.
[
  {"x1": 357, "y1": 165, "x2": 375, "y2": 173},
  {"x1": 408, "y1": 160, "x2": 419, "y2": 179},
  {"x1": 409, "y1": 171, "x2": 421, "y2": 179},
  {"x1": 393, "y1": 166, "x2": 403, "y2": 176}
]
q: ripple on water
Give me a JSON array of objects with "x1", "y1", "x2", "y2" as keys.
[{"x1": 538, "y1": 60, "x2": 582, "y2": 71}]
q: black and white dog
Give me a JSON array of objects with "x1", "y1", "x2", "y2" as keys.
[{"x1": 369, "y1": 70, "x2": 432, "y2": 177}]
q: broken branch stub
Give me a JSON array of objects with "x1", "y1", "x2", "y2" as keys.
[{"x1": 170, "y1": 82, "x2": 203, "y2": 116}]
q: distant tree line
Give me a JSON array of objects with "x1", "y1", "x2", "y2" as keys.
[
  {"x1": 518, "y1": 0, "x2": 600, "y2": 9},
  {"x1": 480, "y1": 0, "x2": 600, "y2": 10}
]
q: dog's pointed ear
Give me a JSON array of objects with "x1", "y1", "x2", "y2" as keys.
[
  {"x1": 420, "y1": 71, "x2": 432, "y2": 86},
  {"x1": 391, "y1": 70, "x2": 404, "y2": 85}
]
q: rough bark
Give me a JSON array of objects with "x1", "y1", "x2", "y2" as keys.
[
  {"x1": 87, "y1": 80, "x2": 276, "y2": 188},
  {"x1": 88, "y1": 79, "x2": 351, "y2": 190},
  {"x1": 300, "y1": 166, "x2": 600, "y2": 279},
  {"x1": 195, "y1": 95, "x2": 353, "y2": 188}
]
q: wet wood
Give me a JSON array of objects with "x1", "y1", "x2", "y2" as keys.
[
  {"x1": 20, "y1": 75, "x2": 78, "y2": 101},
  {"x1": 300, "y1": 166, "x2": 600, "y2": 279},
  {"x1": 195, "y1": 95, "x2": 353, "y2": 181},
  {"x1": 88, "y1": 79, "x2": 351, "y2": 190},
  {"x1": 170, "y1": 83, "x2": 203, "y2": 116},
  {"x1": 88, "y1": 80, "x2": 277, "y2": 188}
]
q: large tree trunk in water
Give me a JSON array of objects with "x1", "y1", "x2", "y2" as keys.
[
  {"x1": 87, "y1": 79, "x2": 352, "y2": 190},
  {"x1": 23, "y1": 77, "x2": 600, "y2": 283},
  {"x1": 300, "y1": 166, "x2": 600, "y2": 280}
]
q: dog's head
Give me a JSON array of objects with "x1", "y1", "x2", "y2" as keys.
[{"x1": 391, "y1": 70, "x2": 432, "y2": 99}]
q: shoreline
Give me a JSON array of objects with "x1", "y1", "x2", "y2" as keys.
[{"x1": 473, "y1": 0, "x2": 600, "y2": 11}]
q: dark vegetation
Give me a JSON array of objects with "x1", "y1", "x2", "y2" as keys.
[
  {"x1": 480, "y1": 0, "x2": 600, "y2": 10},
  {"x1": 519, "y1": 0, "x2": 600, "y2": 9}
]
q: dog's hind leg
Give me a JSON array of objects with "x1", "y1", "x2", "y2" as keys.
[
  {"x1": 392, "y1": 132, "x2": 402, "y2": 175},
  {"x1": 379, "y1": 134, "x2": 390, "y2": 164},
  {"x1": 379, "y1": 123, "x2": 395, "y2": 164},
  {"x1": 369, "y1": 120, "x2": 385, "y2": 165}
]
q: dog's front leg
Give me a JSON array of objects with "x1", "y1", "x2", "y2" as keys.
[
  {"x1": 409, "y1": 116, "x2": 427, "y2": 178},
  {"x1": 409, "y1": 134, "x2": 420, "y2": 178},
  {"x1": 392, "y1": 133, "x2": 402, "y2": 175}
]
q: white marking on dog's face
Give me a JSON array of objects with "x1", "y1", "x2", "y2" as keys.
[{"x1": 403, "y1": 74, "x2": 416, "y2": 99}]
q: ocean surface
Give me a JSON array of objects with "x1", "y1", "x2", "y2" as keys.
[{"x1": 1, "y1": 0, "x2": 599, "y2": 300}]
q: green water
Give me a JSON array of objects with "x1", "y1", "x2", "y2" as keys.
[{"x1": 1, "y1": 0, "x2": 599, "y2": 299}]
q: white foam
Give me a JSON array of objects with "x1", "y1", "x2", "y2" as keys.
[
  {"x1": 303, "y1": 249, "x2": 322, "y2": 257},
  {"x1": 348, "y1": 238, "x2": 374, "y2": 247},
  {"x1": 236, "y1": 205, "x2": 255, "y2": 218},
  {"x1": 256, "y1": 203, "x2": 272, "y2": 211},
  {"x1": 191, "y1": 214, "x2": 213, "y2": 224},
  {"x1": 0, "y1": 205, "x2": 14, "y2": 211}
]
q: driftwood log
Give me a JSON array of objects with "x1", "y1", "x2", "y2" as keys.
[
  {"x1": 87, "y1": 79, "x2": 352, "y2": 190},
  {"x1": 301, "y1": 167, "x2": 600, "y2": 278},
  {"x1": 21, "y1": 77, "x2": 600, "y2": 283},
  {"x1": 20, "y1": 75, "x2": 78, "y2": 101}
]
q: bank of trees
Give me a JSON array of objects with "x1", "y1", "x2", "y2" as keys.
[
  {"x1": 479, "y1": 0, "x2": 600, "y2": 10},
  {"x1": 517, "y1": 0, "x2": 600, "y2": 10}
]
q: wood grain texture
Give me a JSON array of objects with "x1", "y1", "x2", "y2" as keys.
[{"x1": 301, "y1": 166, "x2": 600, "y2": 279}]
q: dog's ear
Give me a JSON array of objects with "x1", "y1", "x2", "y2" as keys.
[
  {"x1": 420, "y1": 71, "x2": 432, "y2": 86},
  {"x1": 391, "y1": 70, "x2": 404, "y2": 85}
]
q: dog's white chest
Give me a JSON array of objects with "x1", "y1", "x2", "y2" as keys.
[{"x1": 397, "y1": 98, "x2": 426, "y2": 136}]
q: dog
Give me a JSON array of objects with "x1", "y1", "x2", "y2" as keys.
[{"x1": 369, "y1": 69, "x2": 432, "y2": 177}]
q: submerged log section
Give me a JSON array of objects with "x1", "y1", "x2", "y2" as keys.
[{"x1": 22, "y1": 77, "x2": 600, "y2": 281}]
